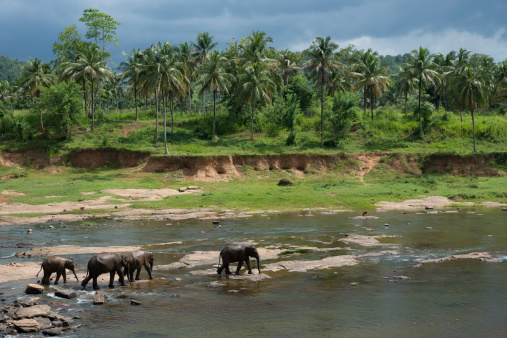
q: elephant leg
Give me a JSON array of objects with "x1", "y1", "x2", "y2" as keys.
[
  {"x1": 92, "y1": 276, "x2": 99, "y2": 290},
  {"x1": 235, "y1": 260, "x2": 244, "y2": 275},
  {"x1": 54, "y1": 271, "x2": 61, "y2": 285},
  {"x1": 62, "y1": 270, "x2": 67, "y2": 283},
  {"x1": 81, "y1": 275, "x2": 91, "y2": 288},
  {"x1": 118, "y1": 268, "x2": 125, "y2": 286},
  {"x1": 135, "y1": 269, "x2": 141, "y2": 281},
  {"x1": 144, "y1": 263, "x2": 153, "y2": 279},
  {"x1": 109, "y1": 271, "x2": 116, "y2": 288},
  {"x1": 225, "y1": 263, "x2": 232, "y2": 275},
  {"x1": 42, "y1": 272, "x2": 50, "y2": 285},
  {"x1": 245, "y1": 259, "x2": 253, "y2": 274}
]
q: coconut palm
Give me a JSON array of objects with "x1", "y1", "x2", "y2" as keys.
[
  {"x1": 304, "y1": 36, "x2": 343, "y2": 147},
  {"x1": 237, "y1": 30, "x2": 274, "y2": 67},
  {"x1": 452, "y1": 66, "x2": 488, "y2": 152},
  {"x1": 351, "y1": 52, "x2": 391, "y2": 121},
  {"x1": 394, "y1": 64, "x2": 418, "y2": 116},
  {"x1": 276, "y1": 49, "x2": 301, "y2": 86},
  {"x1": 0, "y1": 81, "x2": 17, "y2": 108},
  {"x1": 19, "y1": 58, "x2": 55, "y2": 131},
  {"x1": 194, "y1": 51, "x2": 235, "y2": 138},
  {"x1": 178, "y1": 42, "x2": 197, "y2": 114},
  {"x1": 191, "y1": 32, "x2": 218, "y2": 115},
  {"x1": 237, "y1": 62, "x2": 275, "y2": 140},
  {"x1": 118, "y1": 48, "x2": 143, "y2": 121},
  {"x1": 62, "y1": 46, "x2": 113, "y2": 130},
  {"x1": 140, "y1": 42, "x2": 187, "y2": 154},
  {"x1": 434, "y1": 51, "x2": 457, "y2": 112},
  {"x1": 405, "y1": 46, "x2": 440, "y2": 134}
]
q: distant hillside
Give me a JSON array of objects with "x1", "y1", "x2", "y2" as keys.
[{"x1": 0, "y1": 55, "x2": 26, "y2": 82}]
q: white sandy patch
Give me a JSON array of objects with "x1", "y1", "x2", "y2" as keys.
[
  {"x1": 101, "y1": 188, "x2": 202, "y2": 201},
  {"x1": 339, "y1": 234, "x2": 386, "y2": 247},
  {"x1": 16, "y1": 245, "x2": 143, "y2": 258},
  {"x1": 0, "y1": 262, "x2": 42, "y2": 283},
  {"x1": 375, "y1": 196, "x2": 474, "y2": 210},
  {"x1": 263, "y1": 255, "x2": 358, "y2": 272},
  {"x1": 414, "y1": 252, "x2": 501, "y2": 266},
  {"x1": 1, "y1": 190, "x2": 25, "y2": 196}
]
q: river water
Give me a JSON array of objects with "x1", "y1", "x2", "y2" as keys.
[{"x1": 1, "y1": 208, "x2": 506, "y2": 337}]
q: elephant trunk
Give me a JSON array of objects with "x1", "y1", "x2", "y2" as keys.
[
  {"x1": 72, "y1": 269, "x2": 79, "y2": 282},
  {"x1": 256, "y1": 256, "x2": 261, "y2": 274}
]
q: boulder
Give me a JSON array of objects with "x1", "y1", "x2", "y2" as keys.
[
  {"x1": 25, "y1": 284, "x2": 44, "y2": 294},
  {"x1": 130, "y1": 300, "x2": 142, "y2": 306},
  {"x1": 15, "y1": 297, "x2": 40, "y2": 307},
  {"x1": 43, "y1": 327, "x2": 63, "y2": 336},
  {"x1": 54, "y1": 290, "x2": 77, "y2": 299},
  {"x1": 277, "y1": 178, "x2": 294, "y2": 186},
  {"x1": 13, "y1": 318, "x2": 40, "y2": 332},
  {"x1": 93, "y1": 292, "x2": 105, "y2": 305},
  {"x1": 178, "y1": 187, "x2": 188, "y2": 192},
  {"x1": 12, "y1": 304, "x2": 51, "y2": 319},
  {"x1": 34, "y1": 316, "x2": 53, "y2": 330}
]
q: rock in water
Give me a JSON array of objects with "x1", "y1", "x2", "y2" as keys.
[
  {"x1": 12, "y1": 304, "x2": 51, "y2": 319},
  {"x1": 25, "y1": 284, "x2": 44, "y2": 294},
  {"x1": 13, "y1": 319, "x2": 40, "y2": 333},
  {"x1": 55, "y1": 290, "x2": 77, "y2": 299},
  {"x1": 93, "y1": 292, "x2": 105, "y2": 305},
  {"x1": 278, "y1": 178, "x2": 294, "y2": 186},
  {"x1": 131, "y1": 300, "x2": 142, "y2": 305},
  {"x1": 43, "y1": 327, "x2": 63, "y2": 336}
]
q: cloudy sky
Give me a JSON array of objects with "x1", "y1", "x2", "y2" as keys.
[{"x1": 1, "y1": 0, "x2": 506, "y2": 64}]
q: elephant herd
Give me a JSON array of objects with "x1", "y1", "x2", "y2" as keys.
[{"x1": 37, "y1": 244, "x2": 261, "y2": 290}]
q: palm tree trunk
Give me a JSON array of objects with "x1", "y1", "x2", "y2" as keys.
[
  {"x1": 135, "y1": 83, "x2": 138, "y2": 122},
  {"x1": 370, "y1": 88, "x2": 374, "y2": 121},
  {"x1": 154, "y1": 90, "x2": 159, "y2": 145},
  {"x1": 188, "y1": 87, "x2": 192, "y2": 115},
  {"x1": 82, "y1": 78, "x2": 87, "y2": 117},
  {"x1": 471, "y1": 92, "x2": 477, "y2": 152},
  {"x1": 213, "y1": 90, "x2": 216, "y2": 138},
  {"x1": 251, "y1": 100, "x2": 256, "y2": 140},
  {"x1": 91, "y1": 78, "x2": 95, "y2": 130},
  {"x1": 404, "y1": 89, "x2": 408, "y2": 116},
  {"x1": 170, "y1": 91, "x2": 174, "y2": 134},
  {"x1": 202, "y1": 92, "x2": 206, "y2": 115},
  {"x1": 320, "y1": 86, "x2": 324, "y2": 148},
  {"x1": 163, "y1": 90, "x2": 169, "y2": 155},
  {"x1": 363, "y1": 90, "x2": 367, "y2": 114},
  {"x1": 418, "y1": 76, "x2": 422, "y2": 134}
]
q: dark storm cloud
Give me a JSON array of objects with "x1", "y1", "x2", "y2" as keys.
[{"x1": 1, "y1": 0, "x2": 506, "y2": 64}]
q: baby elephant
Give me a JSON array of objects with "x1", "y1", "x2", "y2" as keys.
[
  {"x1": 124, "y1": 251, "x2": 154, "y2": 282},
  {"x1": 217, "y1": 244, "x2": 261, "y2": 275},
  {"x1": 37, "y1": 256, "x2": 79, "y2": 285}
]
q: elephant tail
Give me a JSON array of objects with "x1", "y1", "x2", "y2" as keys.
[
  {"x1": 36, "y1": 264, "x2": 43, "y2": 277},
  {"x1": 218, "y1": 252, "x2": 222, "y2": 268}
]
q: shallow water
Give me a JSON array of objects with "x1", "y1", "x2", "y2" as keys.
[{"x1": 1, "y1": 208, "x2": 506, "y2": 337}]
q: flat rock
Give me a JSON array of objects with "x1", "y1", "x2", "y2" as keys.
[
  {"x1": 25, "y1": 284, "x2": 44, "y2": 294},
  {"x1": 14, "y1": 297, "x2": 40, "y2": 307},
  {"x1": 54, "y1": 290, "x2": 77, "y2": 299},
  {"x1": 13, "y1": 318, "x2": 40, "y2": 332},
  {"x1": 131, "y1": 300, "x2": 141, "y2": 306},
  {"x1": 34, "y1": 316, "x2": 53, "y2": 330},
  {"x1": 93, "y1": 292, "x2": 105, "y2": 305},
  {"x1": 43, "y1": 327, "x2": 63, "y2": 336},
  {"x1": 13, "y1": 304, "x2": 51, "y2": 319}
]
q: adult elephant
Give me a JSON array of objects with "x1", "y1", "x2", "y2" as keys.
[
  {"x1": 124, "y1": 251, "x2": 154, "y2": 282},
  {"x1": 81, "y1": 252, "x2": 129, "y2": 290},
  {"x1": 217, "y1": 244, "x2": 261, "y2": 275},
  {"x1": 36, "y1": 256, "x2": 79, "y2": 285}
]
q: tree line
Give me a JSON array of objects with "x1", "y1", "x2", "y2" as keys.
[{"x1": 1, "y1": 9, "x2": 506, "y2": 153}]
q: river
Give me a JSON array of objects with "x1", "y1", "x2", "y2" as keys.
[{"x1": 1, "y1": 208, "x2": 506, "y2": 337}]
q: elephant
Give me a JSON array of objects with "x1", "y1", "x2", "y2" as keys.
[
  {"x1": 123, "y1": 251, "x2": 154, "y2": 282},
  {"x1": 81, "y1": 252, "x2": 129, "y2": 290},
  {"x1": 217, "y1": 244, "x2": 261, "y2": 275},
  {"x1": 36, "y1": 256, "x2": 79, "y2": 285}
]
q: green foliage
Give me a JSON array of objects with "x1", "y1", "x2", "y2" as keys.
[
  {"x1": 79, "y1": 9, "x2": 120, "y2": 51},
  {"x1": 38, "y1": 81, "x2": 84, "y2": 139},
  {"x1": 328, "y1": 91, "x2": 359, "y2": 140},
  {"x1": 412, "y1": 101, "x2": 435, "y2": 129},
  {"x1": 0, "y1": 113, "x2": 34, "y2": 141},
  {"x1": 284, "y1": 75, "x2": 315, "y2": 114},
  {"x1": 0, "y1": 55, "x2": 26, "y2": 81}
]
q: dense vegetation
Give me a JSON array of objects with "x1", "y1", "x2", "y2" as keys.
[
  {"x1": 0, "y1": 55, "x2": 26, "y2": 82},
  {"x1": 1, "y1": 9, "x2": 506, "y2": 157}
]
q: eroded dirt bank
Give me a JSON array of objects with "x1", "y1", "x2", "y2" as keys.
[{"x1": 3, "y1": 148, "x2": 505, "y2": 182}]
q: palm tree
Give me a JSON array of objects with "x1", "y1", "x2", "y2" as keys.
[
  {"x1": 237, "y1": 30, "x2": 274, "y2": 67},
  {"x1": 178, "y1": 42, "x2": 196, "y2": 114},
  {"x1": 194, "y1": 51, "x2": 235, "y2": 138},
  {"x1": 19, "y1": 58, "x2": 55, "y2": 131},
  {"x1": 405, "y1": 46, "x2": 439, "y2": 134},
  {"x1": 118, "y1": 48, "x2": 143, "y2": 121},
  {"x1": 434, "y1": 51, "x2": 456, "y2": 112},
  {"x1": 276, "y1": 49, "x2": 301, "y2": 86},
  {"x1": 351, "y1": 53, "x2": 391, "y2": 120},
  {"x1": 140, "y1": 42, "x2": 187, "y2": 154},
  {"x1": 304, "y1": 36, "x2": 342, "y2": 147},
  {"x1": 452, "y1": 66, "x2": 488, "y2": 152},
  {"x1": 0, "y1": 81, "x2": 17, "y2": 109},
  {"x1": 238, "y1": 62, "x2": 275, "y2": 140},
  {"x1": 394, "y1": 64, "x2": 417, "y2": 116},
  {"x1": 62, "y1": 46, "x2": 113, "y2": 130},
  {"x1": 191, "y1": 32, "x2": 218, "y2": 115}
]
